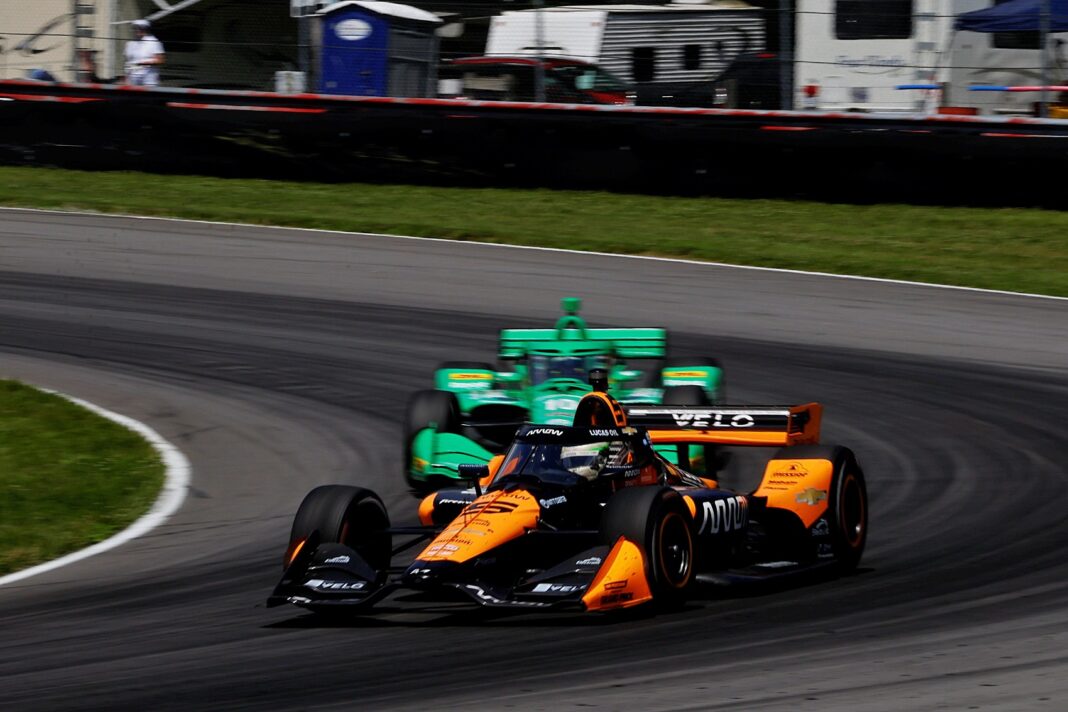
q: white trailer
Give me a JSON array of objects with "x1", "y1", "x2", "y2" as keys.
[
  {"x1": 795, "y1": 0, "x2": 1068, "y2": 113},
  {"x1": 0, "y1": 0, "x2": 300, "y2": 91},
  {"x1": 486, "y1": 0, "x2": 765, "y2": 105}
]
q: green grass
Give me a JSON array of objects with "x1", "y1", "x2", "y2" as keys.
[
  {"x1": 1, "y1": 166, "x2": 1066, "y2": 296},
  {"x1": 0, "y1": 380, "x2": 164, "y2": 576}
]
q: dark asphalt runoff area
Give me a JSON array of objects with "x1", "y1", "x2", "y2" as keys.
[{"x1": 0, "y1": 208, "x2": 1065, "y2": 711}]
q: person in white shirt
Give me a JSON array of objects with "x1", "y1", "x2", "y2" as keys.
[{"x1": 124, "y1": 19, "x2": 165, "y2": 87}]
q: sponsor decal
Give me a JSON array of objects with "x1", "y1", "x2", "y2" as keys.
[
  {"x1": 588, "y1": 428, "x2": 619, "y2": 437},
  {"x1": 604, "y1": 580, "x2": 627, "y2": 591},
  {"x1": 811, "y1": 518, "x2": 830, "y2": 537},
  {"x1": 324, "y1": 555, "x2": 350, "y2": 564},
  {"x1": 465, "y1": 501, "x2": 519, "y2": 515},
  {"x1": 539, "y1": 495, "x2": 567, "y2": 509},
  {"x1": 424, "y1": 543, "x2": 460, "y2": 555},
  {"x1": 532, "y1": 583, "x2": 583, "y2": 594},
  {"x1": 698, "y1": 496, "x2": 748, "y2": 535},
  {"x1": 755, "y1": 561, "x2": 799, "y2": 569},
  {"x1": 662, "y1": 370, "x2": 707, "y2": 378},
  {"x1": 669, "y1": 411, "x2": 755, "y2": 429},
  {"x1": 335, "y1": 18, "x2": 373, "y2": 41},
  {"x1": 817, "y1": 543, "x2": 834, "y2": 558},
  {"x1": 304, "y1": 578, "x2": 365, "y2": 592},
  {"x1": 795, "y1": 488, "x2": 827, "y2": 506},
  {"x1": 463, "y1": 584, "x2": 549, "y2": 607},
  {"x1": 772, "y1": 462, "x2": 808, "y2": 478},
  {"x1": 764, "y1": 462, "x2": 810, "y2": 489},
  {"x1": 576, "y1": 557, "x2": 603, "y2": 566},
  {"x1": 448, "y1": 373, "x2": 492, "y2": 380},
  {"x1": 600, "y1": 592, "x2": 634, "y2": 605},
  {"x1": 437, "y1": 498, "x2": 472, "y2": 506},
  {"x1": 834, "y1": 54, "x2": 907, "y2": 69},
  {"x1": 526, "y1": 428, "x2": 565, "y2": 437}
]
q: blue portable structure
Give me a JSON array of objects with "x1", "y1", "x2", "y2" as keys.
[
  {"x1": 956, "y1": 0, "x2": 1068, "y2": 32},
  {"x1": 315, "y1": 1, "x2": 442, "y2": 97}
]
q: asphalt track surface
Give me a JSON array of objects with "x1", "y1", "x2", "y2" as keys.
[{"x1": 0, "y1": 209, "x2": 1065, "y2": 711}]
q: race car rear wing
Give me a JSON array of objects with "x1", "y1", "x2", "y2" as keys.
[
  {"x1": 624, "y1": 403, "x2": 822, "y2": 447},
  {"x1": 498, "y1": 298, "x2": 666, "y2": 360}
]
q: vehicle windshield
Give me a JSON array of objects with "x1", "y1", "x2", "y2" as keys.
[
  {"x1": 553, "y1": 65, "x2": 630, "y2": 93},
  {"x1": 528, "y1": 354, "x2": 610, "y2": 385},
  {"x1": 496, "y1": 439, "x2": 634, "y2": 483}
]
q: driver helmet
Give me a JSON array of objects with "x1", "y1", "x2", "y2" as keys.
[{"x1": 560, "y1": 443, "x2": 609, "y2": 480}]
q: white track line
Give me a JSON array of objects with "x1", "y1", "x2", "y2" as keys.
[
  {"x1": 3, "y1": 207, "x2": 1066, "y2": 302},
  {"x1": 0, "y1": 391, "x2": 190, "y2": 587}
]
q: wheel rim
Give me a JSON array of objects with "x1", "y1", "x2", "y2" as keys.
[
  {"x1": 840, "y1": 473, "x2": 865, "y2": 548},
  {"x1": 657, "y1": 511, "x2": 693, "y2": 588}
]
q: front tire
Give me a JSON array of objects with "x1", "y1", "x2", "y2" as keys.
[
  {"x1": 602, "y1": 486, "x2": 695, "y2": 607},
  {"x1": 284, "y1": 485, "x2": 390, "y2": 575},
  {"x1": 403, "y1": 389, "x2": 461, "y2": 493}
]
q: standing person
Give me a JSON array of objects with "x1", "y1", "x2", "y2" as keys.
[{"x1": 124, "y1": 19, "x2": 165, "y2": 87}]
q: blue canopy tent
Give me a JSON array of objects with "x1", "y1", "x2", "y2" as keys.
[
  {"x1": 955, "y1": 0, "x2": 1068, "y2": 32},
  {"x1": 954, "y1": 0, "x2": 1068, "y2": 114}
]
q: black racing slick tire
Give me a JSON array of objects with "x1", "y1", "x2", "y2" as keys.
[
  {"x1": 602, "y1": 486, "x2": 696, "y2": 608},
  {"x1": 283, "y1": 485, "x2": 391, "y2": 575},
  {"x1": 436, "y1": 361, "x2": 496, "y2": 372},
  {"x1": 403, "y1": 389, "x2": 461, "y2": 493},
  {"x1": 661, "y1": 385, "x2": 711, "y2": 406},
  {"x1": 662, "y1": 385, "x2": 725, "y2": 477},
  {"x1": 775, "y1": 444, "x2": 869, "y2": 571},
  {"x1": 664, "y1": 357, "x2": 725, "y2": 401}
]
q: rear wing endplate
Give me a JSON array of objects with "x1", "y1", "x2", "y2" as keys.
[{"x1": 625, "y1": 403, "x2": 822, "y2": 447}]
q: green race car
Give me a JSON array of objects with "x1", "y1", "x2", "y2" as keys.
[{"x1": 403, "y1": 298, "x2": 725, "y2": 492}]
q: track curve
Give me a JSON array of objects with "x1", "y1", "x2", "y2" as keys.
[{"x1": 0, "y1": 209, "x2": 1065, "y2": 711}]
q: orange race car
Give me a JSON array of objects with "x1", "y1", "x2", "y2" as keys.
[{"x1": 268, "y1": 386, "x2": 868, "y2": 613}]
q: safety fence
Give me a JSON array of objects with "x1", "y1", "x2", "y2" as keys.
[{"x1": 1, "y1": 77, "x2": 1066, "y2": 207}]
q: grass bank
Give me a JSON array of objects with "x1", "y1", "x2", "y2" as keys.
[
  {"x1": 0, "y1": 381, "x2": 164, "y2": 576},
  {"x1": 1, "y1": 166, "x2": 1065, "y2": 296}
]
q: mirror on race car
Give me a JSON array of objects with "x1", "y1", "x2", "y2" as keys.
[
  {"x1": 457, "y1": 463, "x2": 490, "y2": 495},
  {"x1": 457, "y1": 463, "x2": 490, "y2": 481}
]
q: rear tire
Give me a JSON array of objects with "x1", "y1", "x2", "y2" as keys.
[
  {"x1": 665, "y1": 357, "x2": 724, "y2": 401},
  {"x1": 602, "y1": 487, "x2": 695, "y2": 608},
  {"x1": 437, "y1": 361, "x2": 496, "y2": 372},
  {"x1": 662, "y1": 385, "x2": 724, "y2": 476},
  {"x1": 827, "y1": 448, "x2": 868, "y2": 571},
  {"x1": 772, "y1": 444, "x2": 868, "y2": 571},
  {"x1": 284, "y1": 485, "x2": 390, "y2": 575},
  {"x1": 661, "y1": 384, "x2": 711, "y2": 406},
  {"x1": 403, "y1": 389, "x2": 461, "y2": 493}
]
